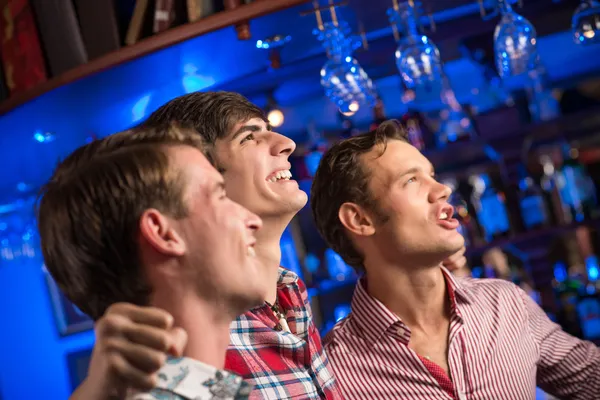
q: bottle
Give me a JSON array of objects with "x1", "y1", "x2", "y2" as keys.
[
  {"x1": 442, "y1": 177, "x2": 482, "y2": 247},
  {"x1": 556, "y1": 144, "x2": 598, "y2": 222},
  {"x1": 435, "y1": 90, "x2": 475, "y2": 148},
  {"x1": 400, "y1": 109, "x2": 430, "y2": 150},
  {"x1": 552, "y1": 260, "x2": 584, "y2": 338},
  {"x1": 369, "y1": 97, "x2": 387, "y2": 131},
  {"x1": 469, "y1": 173, "x2": 511, "y2": 242},
  {"x1": 577, "y1": 255, "x2": 600, "y2": 340},
  {"x1": 517, "y1": 164, "x2": 551, "y2": 230},
  {"x1": 539, "y1": 154, "x2": 569, "y2": 225}
]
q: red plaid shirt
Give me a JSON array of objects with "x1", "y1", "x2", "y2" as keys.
[{"x1": 225, "y1": 268, "x2": 341, "y2": 399}]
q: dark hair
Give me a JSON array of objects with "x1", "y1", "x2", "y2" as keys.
[
  {"x1": 142, "y1": 91, "x2": 265, "y2": 165},
  {"x1": 310, "y1": 120, "x2": 408, "y2": 271},
  {"x1": 37, "y1": 126, "x2": 204, "y2": 320}
]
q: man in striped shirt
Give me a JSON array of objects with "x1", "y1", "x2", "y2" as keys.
[{"x1": 310, "y1": 120, "x2": 600, "y2": 399}]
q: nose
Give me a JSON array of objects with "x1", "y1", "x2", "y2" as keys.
[
  {"x1": 269, "y1": 131, "x2": 296, "y2": 157},
  {"x1": 429, "y1": 180, "x2": 452, "y2": 203},
  {"x1": 245, "y1": 209, "x2": 263, "y2": 233}
]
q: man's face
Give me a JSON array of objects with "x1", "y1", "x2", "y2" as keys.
[
  {"x1": 213, "y1": 118, "x2": 308, "y2": 219},
  {"x1": 362, "y1": 140, "x2": 464, "y2": 265},
  {"x1": 171, "y1": 146, "x2": 266, "y2": 310}
]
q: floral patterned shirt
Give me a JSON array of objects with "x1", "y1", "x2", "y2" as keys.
[{"x1": 128, "y1": 357, "x2": 252, "y2": 400}]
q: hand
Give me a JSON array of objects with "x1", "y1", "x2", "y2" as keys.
[
  {"x1": 71, "y1": 303, "x2": 187, "y2": 400},
  {"x1": 442, "y1": 246, "x2": 467, "y2": 274}
]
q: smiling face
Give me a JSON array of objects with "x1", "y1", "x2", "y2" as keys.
[
  {"x1": 213, "y1": 117, "x2": 308, "y2": 219},
  {"x1": 361, "y1": 140, "x2": 465, "y2": 266},
  {"x1": 169, "y1": 146, "x2": 267, "y2": 310}
]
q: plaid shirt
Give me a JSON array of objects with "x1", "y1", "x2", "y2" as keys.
[{"x1": 225, "y1": 268, "x2": 341, "y2": 399}]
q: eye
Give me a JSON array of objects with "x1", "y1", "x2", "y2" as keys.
[
  {"x1": 240, "y1": 133, "x2": 255, "y2": 144},
  {"x1": 406, "y1": 176, "x2": 417, "y2": 184}
]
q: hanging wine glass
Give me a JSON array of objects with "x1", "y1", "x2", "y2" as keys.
[
  {"x1": 525, "y1": 64, "x2": 561, "y2": 122},
  {"x1": 484, "y1": 0, "x2": 539, "y2": 79},
  {"x1": 316, "y1": 21, "x2": 377, "y2": 113},
  {"x1": 388, "y1": 0, "x2": 444, "y2": 90},
  {"x1": 572, "y1": 0, "x2": 600, "y2": 44}
]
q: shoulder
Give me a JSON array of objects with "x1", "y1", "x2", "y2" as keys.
[
  {"x1": 128, "y1": 357, "x2": 251, "y2": 400},
  {"x1": 323, "y1": 316, "x2": 363, "y2": 360},
  {"x1": 458, "y1": 277, "x2": 530, "y2": 313}
]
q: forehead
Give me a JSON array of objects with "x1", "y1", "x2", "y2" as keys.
[
  {"x1": 168, "y1": 146, "x2": 221, "y2": 188},
  {"x1": 364, "y1": 140, "x2": 431, "y2": 173}
]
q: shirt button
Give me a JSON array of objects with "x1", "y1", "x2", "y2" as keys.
[{"x1": 397, "y1": 327, "x2": 405, "y2": 336}]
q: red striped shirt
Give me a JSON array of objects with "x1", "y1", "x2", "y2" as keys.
[{"x1": 324, "y1": 268, "x2": 600, "y2": 399}]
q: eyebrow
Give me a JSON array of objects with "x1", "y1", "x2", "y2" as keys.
[
  {"x1": 230, "y1": 122, "x2": 271, "y2": 142},
  {"x1": 394, "y1": 163, "x2": 436, "y2": 181}
]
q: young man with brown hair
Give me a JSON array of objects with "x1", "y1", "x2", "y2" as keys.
[
  {"x1": 310, "y1": 120, "x2": 600, "y2": 399},
  {"x1": 70, "y1": 92, "x2": 466, "y2": 399},
  {"x1": 39, "y1": 125, "x2": 264, "y2": 399}
]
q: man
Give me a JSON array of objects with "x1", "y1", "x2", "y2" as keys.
[
  {"x1": 38, "y1": 125, "x2": 265, "y2": 399},
  {"x1": 310, "y1": 120, "x2": 600, "y2": 399},
  {"x1": 70, "y1": 92, "x2": 466, "y2": 399}
]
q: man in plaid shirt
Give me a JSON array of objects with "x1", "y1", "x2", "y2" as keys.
[
  {"x1": 70, "y1": 92, "x2": 466, "y2": 400},
  {"x1": 69, "y1": 92, "x2": 342, "y2": 400}
]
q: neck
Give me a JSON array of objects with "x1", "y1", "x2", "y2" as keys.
[
  {"x1": 254, "y1": 214, "x2": 292, "y2": 304},
  {"x1": 365, "y1": 256, "x2": 449, "y2": 331},
  {"x1": 151, "y1": 289, "x2": 233, "y2": 369}
]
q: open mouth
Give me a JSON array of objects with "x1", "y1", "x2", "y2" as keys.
[
  {"x1": 438, "y1": 205, "x2": 454, "y2": 221},
  {"x1": 266, "y1": 169, "x2": 292, "y2": 183}
]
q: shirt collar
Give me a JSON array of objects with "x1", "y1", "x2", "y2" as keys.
[
  {"x1": 146, "y1": 357, "x2": 252, "y2": 399},
  {"x1": 350, "y1": 267, "x2": 474, "y2": 345},
  {"x1": 277, "y1": 266, "x2": 299, "y2": 287}
]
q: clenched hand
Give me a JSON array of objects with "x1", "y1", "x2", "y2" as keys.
[{"x1": 70, "y1": 303, "x2": 187, "y2": 400}]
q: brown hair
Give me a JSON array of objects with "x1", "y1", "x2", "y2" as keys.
[
  {"x1": 141, "y1": 91, "x2": 266, "y2": 166},
  {"x1": 310, "y1": 120, "x2": 408, "y2": 271},
  {"x1": 37, "y1": 126, "x2": 204, "y2": 320}
]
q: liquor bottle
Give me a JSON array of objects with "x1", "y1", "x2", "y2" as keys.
[
  {"x1": 552, "y1": 261, "x2": 584, "y2": 338},
  {"x1": 435, "y1": 89, "x2": 475, "y2": 148},
  {"x1": 577, "y1": 255, "x2": 600, "y2": 340},
  {"x1": 539, "y1": 154, "x2": 570, "y2": 225},
  {"x1": 525, "y1": 65, "x2": 561, "y2": 123},
  {"x1": 556, "y1": 144, "x2": 598, "y2": 222},
  {"x1": 441, "y1": 177, "x2": 483, "y2": 247},
  {"x1": 369, "y1": 97, "x2": 387, "y2": 131},
  {"x1": 400, "y1": 109, "x2": 431, "y2": 150},
  {"x1": 469, "y1": 173, "x2": 511, "y2": 242},
  {"x1": 517, "y1": 164, "x2": 551, "y2": 230}
]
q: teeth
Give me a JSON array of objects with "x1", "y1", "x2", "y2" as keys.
[
  {"x1": 439, "y1": 212, "x2": 448, "y2": 220},
  {"x1": 268, "y1": 170, "x2": 292, "y2": 182},
  {"x1": 247, "y1": 246, "x2": 256, "y2": 257}
]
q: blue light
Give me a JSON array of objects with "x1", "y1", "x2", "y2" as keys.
[
  {"x1": 334, "y1": 304, "x2": 352, "y2": 322},
  {"x1": 554, "y1": 262, "x2": 568, "y2": 283},
  {"x1": 33, "y1": 132, "x2": 45, "y2": 142},
  {"x1": 345, "y1": 56, "x2": 352, "y2": 63},
  {"x1": 131, "y1": 93, "x2": 152, "y2": 122},
  {"x1": 586, "y1": 256, "x2": 599, "y2": 281},
  {"x1": 256, "y1": 39, "x2": 263, "y2": 48}
]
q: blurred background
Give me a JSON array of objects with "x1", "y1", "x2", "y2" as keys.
[{"x1": 0, "y1": 0, "x2": 600, "y2": 398}]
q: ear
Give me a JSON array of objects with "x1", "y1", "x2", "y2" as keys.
[
  {"x1": 338, "y1": 202, "x2": 376, "y2": 237},
  {"x1": 139, "y1": 209, "x2": 186, "y2": 257}
]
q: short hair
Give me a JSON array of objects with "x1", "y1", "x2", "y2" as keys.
[
  {"x1": 37, "y1": 126, "x2": 204, "y2": 320},
  {"x1": 310, "y1": 120, "x2": 409, "y2": 271},
  {"x1": 141, "y1": 91, "x2": 266, "y2": 164}
]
